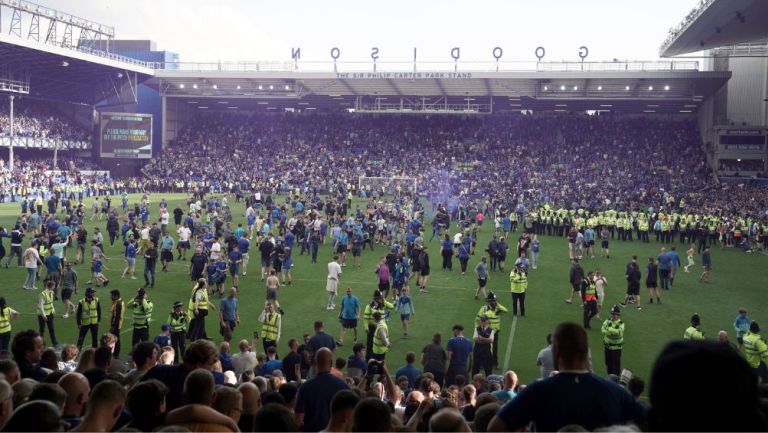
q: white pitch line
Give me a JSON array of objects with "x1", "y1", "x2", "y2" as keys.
[{"x1": 502, "y1": 315, "x2": 518, "y2": 371}]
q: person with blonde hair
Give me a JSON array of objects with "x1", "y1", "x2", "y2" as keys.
[
  {"x1": 159, "y1": 346, "x2": 176, "y2": 365},
  {"x1": 74, "y1": 348, "x2": 96, "y2": 373},
  {"x1": 58, "y1": 345, "x2": 79, "y2": 372}
]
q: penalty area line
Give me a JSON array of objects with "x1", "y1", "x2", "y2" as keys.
[{"x1": 502, "y1": 315, "x2": 518, "y2": 372}]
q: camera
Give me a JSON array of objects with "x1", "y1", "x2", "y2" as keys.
[
  {"x1": 433, "y1": 398, "x2": 446, "y2": 409},
  {"x1": 367, "y1": 359, "x2": 384, "y2": 375}
]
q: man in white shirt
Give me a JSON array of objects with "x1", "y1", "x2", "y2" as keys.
[
  {"x1": 231, "y1": 339, "x2": 257, "y2": 378},
  {"x1": 210, "y1": 241, "x2": 221, "y2": 261},
  {"x1": 176, "y1": 225, "x2": 192, "y2": 260},
  {"x1": 159, "y1": 208, "x2": 170, "y2": 233},
  {"x1": 23, "y1": 246, "x2": 43, "y2": 290},
  {"x1": 139, "y1": 224, "x2": 151, "y2": 252},
  {"x1": 326, "y1": 255, "x2": 342, "y2": 310},
  {"x1": 453, "y1": 232, "x2": 463, "y2": 249}
]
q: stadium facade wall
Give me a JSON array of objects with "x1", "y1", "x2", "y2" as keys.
[
  {"x1": 163, "y1": 97, "x2": 195, "y2": 146},
  {"x1": 113, "y1": 46, "x2": 179, "y2": 155},
  {"x1": 725, "y1": 56, "x2": 768, "y2": 127}
]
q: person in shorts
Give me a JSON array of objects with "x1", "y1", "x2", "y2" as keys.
[
  {"x1": 338, "y1": 287, "x2": 361, "y2": 345},
  {"x1": 265, "y1": 269, "x2": 281, "y2": 308},
  {"x1": 600, "y1": 227, "x2": 611, "y2": 259},
  {"x1": 326, "y1": 255, "x2": 342, "y2": 310},
  {"x1": 593, "y1": 268, "x2": 608, "y2": 318},
  {"x1": 60, "y1": 261, "x2": 78, "y2": 318}
]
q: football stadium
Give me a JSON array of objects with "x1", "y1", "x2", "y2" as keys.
[{"x1": 0, "y1": 0, "x2": 768, "y2": 431}]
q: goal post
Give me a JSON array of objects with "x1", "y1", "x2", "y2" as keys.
[{"x1": 358, "y1": 176, "x2": 417, "y2": 197}]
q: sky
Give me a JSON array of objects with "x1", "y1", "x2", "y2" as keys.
[{"x1": 35, "y1": 0, "x2": 699, "y2": 65}]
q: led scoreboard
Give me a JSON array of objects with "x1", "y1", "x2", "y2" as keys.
[{"x1": 99, "y1": 112, "x2": 152, "y2": 158}]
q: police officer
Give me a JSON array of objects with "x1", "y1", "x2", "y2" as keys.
[
  {"x1": 0, "y1": 297, "x2": 19, "y2": 351},
  {"x1": 187, "y1": 278, "x2": 211, "y2": 341},
  {"x1": 601, "y1": 305, "x2": 624, "y2": 375},
  {"x1": 109, "y1": 289, "x2": 125, "y2": 358},
  {"x1": 582, "y1": 273, "x2": 599, "y2": 329},
  {"x1": 476, "y1": 291, "x2": 508, "y2": 368},
  {"x1": 258, "y1": 301, "x2": 282, "y2": 354},
  {"x1": 76, "y1": 287, "x2": 101, "y2": 349},
  {"x1": 363, "y1": 290, "x2": 394, "y2": 360},
  {"x1": 509, "y1": 263, "x2": 528, "y2": 317},
  {"x1": 168, "y1": 301, "x2": 188, "y2": 363},
  {"x1": 683, "y1": 314, "x2": 705, "y2": 340},
  {"x1": 128, "y1": 287, "x2": 153, "y2": 348},
  {"x1": 38, "y1": 280, "x2": 59, "y2": 348},
  {"x1": 371, "y1": 311, "x2": 390, "y2": 361},
  {"x1": 743, "y1": 321, "x2": 768, "y2": 383},
  {"x1": 472, "y1": 315, "x2": 494, "y2": 376}
]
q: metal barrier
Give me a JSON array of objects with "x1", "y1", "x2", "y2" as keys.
[
  {"x1": 0, "y1": 135, "x2": 91, "y2": 149},
  {"x1": 152, "y1": 60, "x2": 699, "y2": 73},
  {"x1": 659, "y1": 0, "x2": 716, "y2": 54}
]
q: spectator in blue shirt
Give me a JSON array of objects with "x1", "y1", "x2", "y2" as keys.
[
  {"x1": 657, "y1": 247, "x2": 672, "y2": 290},
  {"x1": 491, "y1": 370, "x2": 519, "y2": 402},
  {"x1": 219, "y1": 287, "x2": 240, "y2": 339},
  {"x1": 261, "y1": 346, "x2": 283, "y2": 375},
  {"x1": 338, "y1": 287, "x2": 361, "y2": 346},
  {"x1": 446, "y1": 324, "x2": 474, "y2": 386},
  {"x1": 44, "y1": 250, "x2": 62, "y2": 282},
  {"x1": 395, "y1": 352, "x2": 421, "y2": 388},
  {"x1": 219, "y1": 342, "x2": 233, "y2": 373},
  {"x1": 733, "y1": 308, "x2": 750, "y2": 347},
  {"x1": 122, "y1": 239, "x2": 138, "y2": 279},
  {"x1": 294, "y1": 348, "x2": 349, "y2": 432},
  {"x1": 667, "y1": 246, "x2": 681, "y2": 286},
  {"x1": 228, "y1": 246, "x2": 243, "y2": 287},
  {"x1": 347, "y1": 343, "x2": 368, "y2": 378},
  {"x1": 154, "y1": 324, "x2": 171, "y2": 348}
]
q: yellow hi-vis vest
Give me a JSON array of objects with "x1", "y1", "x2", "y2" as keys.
[
  {"x1": 169, "y1": 312, "x2": 189, "y2": 332},
  {"x1": 510, "y1": 271, "x2": 528, "y2": 293},
  {"x1": 0, "y1": 307, "x2": 12, "y2": 333},
  {"x1": 261, "y1": 312, "x2": 279, "y2": 341},
  {"x1": 743, "y1": 332, "x2": 768, "y2": 368},
  {"x1": 372, "y1": 321, "x2": 389, "y2": 355},
  {"x1": 188, "y1": 288, "x2": 209, "y2": 315},
  {"x1": 130, "y1": 299, "x2": 154, "y2": 329},
  {"x1": 79, "y1": 298, "x2": 100, "y2": 326},
  {"x1": 41, "y1": 290, "x2": 55, "y2": 316}
]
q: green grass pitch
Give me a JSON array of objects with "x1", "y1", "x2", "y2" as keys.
[{"x1": 0, "y1": 193, "x2": 764, "y2": 385}]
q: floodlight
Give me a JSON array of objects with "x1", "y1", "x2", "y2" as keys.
[
  {"x1": 179, "y1": 84, "x2": 185, "y2": 89},
  {"x1": 560, "y1": 85, "x2": 565, "y2": 91},
  {"x1": 664, "y1": 85, "x2": 670, "y2": 91},
  {"x1": 625, "y1": 85, "x2": 630, "y2": 91},
  {"x1": 193, "y1": 84, "x2": 198, "y2": 89},
  {"x1": 573, "y1": 86, "x2": 578, "y2": 91},
  {"x1": 648, "y1": 86, "x2": 653, "y2": 91},
  {"x1": 597, "y1": 86, "x2": 602, "y2": 91}
]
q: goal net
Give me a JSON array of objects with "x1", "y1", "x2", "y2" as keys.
[{"x1": 358, "y1": 176, "x2": 417, "y2": 198}]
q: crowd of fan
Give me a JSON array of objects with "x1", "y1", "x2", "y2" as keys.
[
  {"x1": 1, "y1": 323, "x2": 766, "y2": 432},
  {"x1": 0, "y1": 101, "x2": 90, "y2": 143},
  {"x1": 0, "y1": 157, "x2": 112, "y2": 204},
  {"x1": 142, "y1": 113, "x2": 767, "y2": 220}
]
